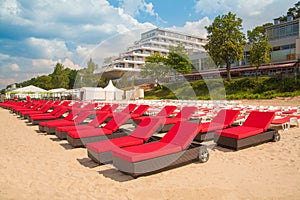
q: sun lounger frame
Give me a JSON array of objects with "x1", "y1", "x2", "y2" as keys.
[
  {"x1": 214, "y1": 129, "x2": 280, "y2": 150},
  {"x1": 67, "y1": 130, "x2": 128, "y2": 148},
  {"x1": 112, "y1": 143, "x2": 209, "y2": 178}
]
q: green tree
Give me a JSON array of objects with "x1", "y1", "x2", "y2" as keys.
[
  {"x1": 51, "y1": 63, "x2": 70, "y2": 88},
  {"x1": 77, "y1": 58, "x2": 99, "y2": 87},
  {"x1": 97, "y1": 77, "x2": 108, "y2": 88},
  {"x1": 247, "y1": 25, "x2": 271, "y2": 81},
  {"x1": 64, "y1": 68, "x2": 77, "y2": 89},
  {"x1": 205, "y1": 12, "x2": 246, "y2": 81},
  {"x1": 278, "y1": 1, "x2": 300, "y2": 21},
  {"x1": 140, "y1": 53, "x2": 170, "y2": 86},
  {"x1": 165, "y1": 43, "x2": 192, "y2": 74},
  {"x1": 35, "y1": 75, "x2": 53, "y2": 90}
]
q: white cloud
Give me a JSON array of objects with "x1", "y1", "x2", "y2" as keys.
[
  {"x1": 62, "y1": 58, "x2": 82, "y2": 70},
  {"x1": 118, "y1": 0, "x2": 155, "y2": 17},
  {"x1": 10, "y1": 63, "x2": 20, "y2": 71},
  {"x1": 194, "y1": 0, "x2": 293, "y2": 31},
  {"x1": 0, "y1": 78, "x2": 16, "y2": 87},
  {"x1": 0, "y1": 0, "x2": 21, "y2": 17},
  {"x1": 0, "y1": 0, "x2": 154, "y2": 89},
  {"x1": 31, "y1": 59, "x2": 56, "y2": 73},
  {"x1": 0, "y1": 53, "x2": 10, "y2": 60},
  {"x1": 169, "y1": 17, "x2": 211, "y2": 38},
  {"x1": 27, "y1": 37, "x2": 72, "y2": 59}
]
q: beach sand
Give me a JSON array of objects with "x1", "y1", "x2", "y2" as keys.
[
  {"x1": 241, "y1": 96, "x2": 300, "y2": 107},
  {"x1": 0, "y1": 103, "x2": 300, "y2": 200}
]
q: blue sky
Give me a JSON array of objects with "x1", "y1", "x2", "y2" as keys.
[{"x1": 0, "y1": 0, "x2": 296, "y2": 89}]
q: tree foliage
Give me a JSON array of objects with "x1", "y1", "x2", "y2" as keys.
[
  {"x1": 278, "y1": 1, "x2": 300, "y2": 21},
  {"x1": 247, "y1": 25, "x2": 271, "y2": 81},
  {"x1": 34, "y1": 75, "x2": 53, "y2": 90},
  {"x1": 76, "y1": 58, "x2": 99, "y2": 87},
  {"x1": 51, "y1": 63, "x2": 70, "y2": 89},
  {"x1": 3, "y1": 58, "x2": 106, "y2": 91},
  {"x1": 140, "y1": 53, "x2": 170, "y2": 81},
  {"x1": 165, "y1": 43, "x2": 192, "y2": 74},
  {"x1": 66, "y1": 69, "x2": 78, "y2": 89},
  {"x1": 205, "y1": 12, "x2": 246, "y2": 81},
  {"x1": 140, "y1": 44, "x2": 191, "y2": 84}
]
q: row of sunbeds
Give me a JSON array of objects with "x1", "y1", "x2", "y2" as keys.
[{"x1": 0, "y1": 99, "x2": 285, "y2": 177}]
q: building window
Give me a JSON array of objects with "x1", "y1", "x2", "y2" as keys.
[{"x1": 267, "y1": 22, "x2": 299, "y2": 40}]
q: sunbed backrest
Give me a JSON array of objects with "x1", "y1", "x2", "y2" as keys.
[
  {"x1": 242, "y1": 111, "x2": 275, "y2": 131},
  {"x1": 88, "y1": 112, "x2": 110, "y2": 127},
  {"x1": 71, "y1": 102, "x2": 83, "y2": 108},
  {"x1": 60, "y1": 101, "x2": 71, "y2": 106},
  {"x1": 211, "y1": 109, "x2": 240, "y2": 126},
  {"x1": 156, "y1": 105, "x2": 177, "y2": 117},
  {"x1": 73, "y1": 111, "x2": 93, "y2": 123},
  {"x1": 99, "y1": 104, "x2": 112, "y2": 112},
  {"x1": 131, "y1": 105, "x2": 149, "y2": 115},
  {"x1": 104, "y1": 112, "x2": 131, "y2": 132},
  {"x1": 130, "y1": 118, "x2": 162, "y2": 139},
  {"x1": 54, "y1": 107, "x2": 69, "y2": 117},
  {"x1": 174, "y1": 106, "x2": 197, "y2": 120},
  {"x1": 223, "y1": 110, "x2": 240, "y2": 125},
  {"x1": 121, "y1": 104, "x2": 137, "y2": 114},
  {"x1": 160, "y1": 121, "x2": 200, "y2": 150},
  {"x1": 111, "y1": 104, "x2": 119, "y2": 111}
]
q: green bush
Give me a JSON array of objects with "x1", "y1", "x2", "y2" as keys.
[{"x1": 143, "y1": 76, "x2": 300, "y2": 100}]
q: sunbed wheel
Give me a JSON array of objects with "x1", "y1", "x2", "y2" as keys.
[
  {"x1": 272, "y1": 133, "x2": 280, "y2": 142},
  {"x1": 198, "y1": 146, "x2": 209, "y2": 163}
]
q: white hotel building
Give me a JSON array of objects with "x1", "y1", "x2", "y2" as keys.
[{"x1": 98, "y1": 28, "x2": 207, "y2": 79}]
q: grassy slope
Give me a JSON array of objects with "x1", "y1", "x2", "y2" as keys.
[{"x1": 144, "y1": 76, "x2": 300, "y2": 100}]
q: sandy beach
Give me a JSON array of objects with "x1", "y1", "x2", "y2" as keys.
[{"x1": 0, "y1": 102, "x2": 300, "y2": 200}]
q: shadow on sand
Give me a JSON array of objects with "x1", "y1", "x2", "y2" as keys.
[
  {"x1": 77, "y1": 158, "x2": 99, "y2": 168},
  {"x1": 98, "y1": 168, "x2": 134, "y2": 182}
]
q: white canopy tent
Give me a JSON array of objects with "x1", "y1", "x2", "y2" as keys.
[
  {"x1": 7, "y1": 85, "x2": 47, "y2": 99},
  {"x1": 62, "y1": 88, "x2": 81, "y2": 100},
  {"x1": 47, "y1": 88, "x2": 68, "y2": 99},
  {"x1": 80, "y1": 87, "x2": 105, "y2": 101},
  {"x1": 48, "y1": 88, "x2": 67, "y2": 93},
  {"x1": 104, "y1": 80, "x2": 124, "y2": 101}
]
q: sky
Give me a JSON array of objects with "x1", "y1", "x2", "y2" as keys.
[{"x1": 0, "y1": 0, "x2": 296, "y2": 89}]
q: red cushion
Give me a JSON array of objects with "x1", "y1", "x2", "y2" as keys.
[
  {"x1": 211, "y1": 109, "x2": 240, "y2": 126},
  {"x1": 87, "y1": 112, "x2": 110, "y2": 127},
  {"x1": 199, "y1": 122, "x2": 227, "y2": 133},
  {"x1": 130, "y1": 118, "x2": 162, "y2": 139},
  {"x1": 160, "y1": 121, "x2": 200, "y2": 149},
  {"x1": 103, "y1": 112, "x2": 130, "y2": 132},
  {"x1": 56, "y1": 125, "x2": 94, "y2": 132},
  {"x1": 72, "y1": 111, "x2": 94, "y2": 123},
  {"x1": 47, "y1": 121, "x2": 75, "y2": 128},
  {"x1": 290, "y1": 115, "x2": 300, "y2": 119},
  {"x1": 215, "y1": 126, "x2": 264, "y2": 139},
  {"x1": 271, "y1": 117, "x2": 290, "y2": 124},
  {"x1": 164, "y1": 117, "x2": 182, "y2": 125},
  {"x1": 31, "y1": 115, "x2": 57, "y2": 120},
  {"x1": 21, "y1": 111, "x2": 45, "y2": 115},
  {"x1": 243, "y1": 111, "x2": 275, "y2": 131},
  {"x1": 130, "y1": 105, "x2": 149, "y2": 117},
  {"x1": 112, "y1": 142, "x2": 181, "y2": 162},
  {"x1": 282, "y1": 109, "x2": 297, "y2": 114},
  {"x1": 68, "y1": 127, "x2": 113, "y2": 139},
  {"x1": 39, "y1": 119, "x2": 66, "y2": 127},
  {"x1": 156, "y1": 106, "x2": 177, "y2": 117},
  {"x1": 173, "y1": 106, "x2": 197, "y2": 121},
  {"x1": 87, "y1": 136, "x2": 144, "y2": 153}
]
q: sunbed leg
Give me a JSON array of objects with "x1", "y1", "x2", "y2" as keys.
[
  {"x1": 198, "y1": 146, "x2": 209, "y2": 163},
  {"x1": 272, "y1": 132, "x2": 280, "y2": 142}
]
